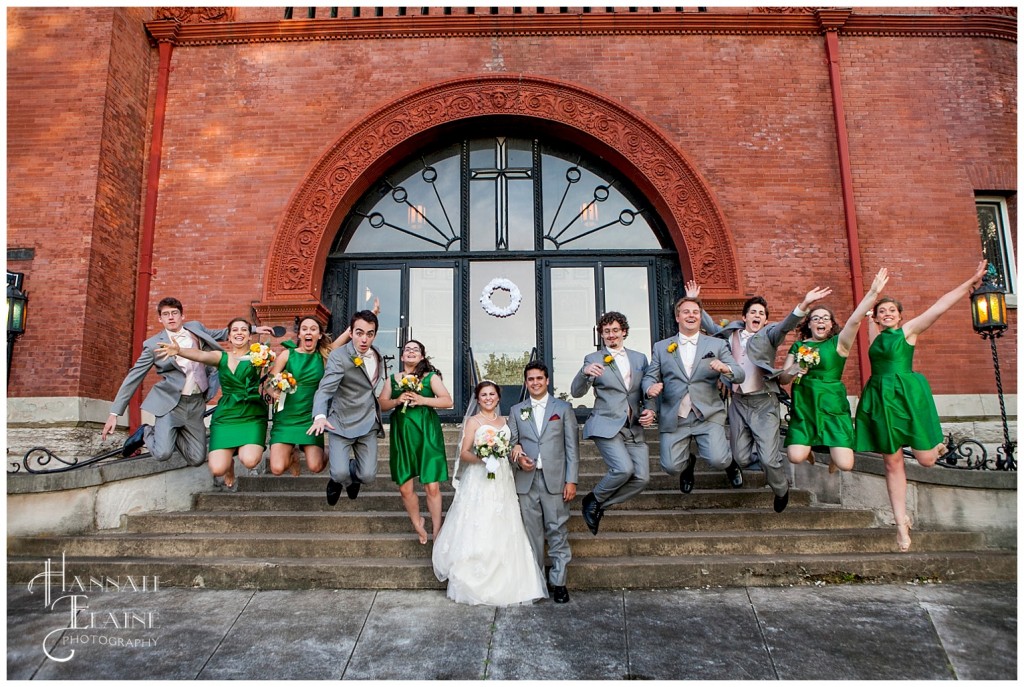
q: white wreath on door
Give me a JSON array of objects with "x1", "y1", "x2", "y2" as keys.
[{"x1": 479, "y1": 278, "x2": 522, "y2": 318}]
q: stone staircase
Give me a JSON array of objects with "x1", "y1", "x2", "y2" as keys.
[{"x1": 6, "y1": 426, "x2": 1015, "y2": 589}]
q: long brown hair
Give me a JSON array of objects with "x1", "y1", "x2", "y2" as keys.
[{"x1": 295, "y1": 316, "x2": 333, "y2": 362}]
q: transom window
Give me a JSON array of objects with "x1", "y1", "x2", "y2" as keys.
[{"x1": 335, "y1": 136, "x2": 663, "y2": 255}]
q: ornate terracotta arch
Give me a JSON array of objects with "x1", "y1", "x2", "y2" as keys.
[{"x1": 256, "y1": 74, "x2": 740, "y2": 321}]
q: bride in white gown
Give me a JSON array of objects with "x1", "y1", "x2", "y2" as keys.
[{"x1": 432, "y1": 380, "x2": 548, "y2": 606}]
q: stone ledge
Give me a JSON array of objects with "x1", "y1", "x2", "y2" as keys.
[
  {"x1": 844, "y1": 452, "x2": 1018, "y2": 490},
  {"x1": 8, "y1": 455, "x2": 193, "y2": 495}
]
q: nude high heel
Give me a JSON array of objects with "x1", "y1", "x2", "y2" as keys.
[{"x1": 895, "y1": 517, "x2": 913, "y2": 552}]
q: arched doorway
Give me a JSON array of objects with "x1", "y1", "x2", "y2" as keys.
[
  {"x1": 256, "y1": 75, "x2": 742, "y2": 417},
  {"x1": 322, "y1": 133, "x2": 683, "y2": 418}
]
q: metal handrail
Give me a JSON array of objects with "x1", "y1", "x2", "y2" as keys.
[{"x1": 8, "y1": 407, "x2": 217, "y2": 475}]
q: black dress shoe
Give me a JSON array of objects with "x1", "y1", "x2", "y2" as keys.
[
  {"x1": 725, "y1": 460, "x2": 744, "y2": 488},
  {"x1": 552, "y1": 585, "x2": 570, "y2": 604},
  {"x1": 121, "y1": 424, "x2": 149, "y2": 457},
  {"x1": 773, "y1": 489, "x2": 790, "y2": 513},
  {"x1": 326, "y1": 479, "x2": 343, "y2": 506},
  {"x1": 581, "y1": 492, "x2": 602, "y2": 535},
  {"x1": 679, "y1": 462, "x2": 695, "y2": 494},
  {"x1": 345, "y1": 481, "x2": 361, "y2": 500}
]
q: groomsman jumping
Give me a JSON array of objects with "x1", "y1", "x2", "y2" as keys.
[
  {"x1": 508, "y1": 361, "x2": 580, "y2": 603},
  {"x1": 571, "y1": 311, "x2": 655, "y2": 536},
  {"x1": 310, "y1": 310, "x2": 386, "y2": 504},
  {"x1": 695, "y1": 282, "x2": 832, "y2": 513},
  {"x1": 101, "y1": 297, "x2": 262, "y2": 467},
  {"x1": 642, "y1": 296, "x2": 744, "y2": 500}
]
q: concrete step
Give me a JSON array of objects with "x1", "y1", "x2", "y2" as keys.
[
  {"x1": 193, "y1": 488, "x2": 811, "y2": 513},
  {"x1": 7, "y1": 529, "x2": 986, "y2": 561},
  {"x1": 123, "y1": 507, "x2": 878, "y2": 535},
  {"x1": 7, "y1": 550, "x2": 1015, "y2": 590},
  {"x1": 237, "y1": 471, "x2": 768, "y2": 492}
]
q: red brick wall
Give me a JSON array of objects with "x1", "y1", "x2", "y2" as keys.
[
  {"x1": 7, "y1": 9, "x2": 1016, "y2": 402},
  {"x1": 8, "y1": 8, "x2": 154, "y2": 397}
]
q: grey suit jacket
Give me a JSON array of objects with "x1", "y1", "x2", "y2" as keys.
[
  {"x1": 507, "y1": 397, "x2": 580, "y2": 495},
  {"x1": 109, "y1": 321, "x2": 224, "y2": 418},
  {"x1": 571, "y1": 348, "x2": 653, "y2": 440},
  {"x1": 641, "y1": 334, "x2": 744, "y2": 431},
  {"x1": 312, "y1": 341, "x2": 385, "y2": 439},
  {"x1": 701, "y1": 309, "x2": 802, "y2": 394}
]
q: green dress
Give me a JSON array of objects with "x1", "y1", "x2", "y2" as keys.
[
  {"x1": 854, "y1": 327, "x2": 944, "y2": 454},
  {"x1": 784, "y1": 336, "x2": 855, "y2": 448},
  {"x1": 208, "y1": 352, "x2": 269, "y2": 451},
  {"x1": 268, "y1": 340, "x2": 325, "y2": 448},
  {"x1": 388, "y1": 371, "x2": 448, "y2": 485}
]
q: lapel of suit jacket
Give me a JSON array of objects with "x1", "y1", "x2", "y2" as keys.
[
  {"x1": 693, "y1": 334, "x2": 715, "y2": 377},
  {"x1": 345, "y1": 341, "x2": 373, "y2": 385},
  {"x1": 517, "y1": 401, "x2": 539, "y2": 440},
  {"x1": 667, "y1": 336, "x2": 688, "y2": 379}
]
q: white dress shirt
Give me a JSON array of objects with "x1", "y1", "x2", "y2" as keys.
[{"x1": 530, "y1": 394, "x2": 548, "y2": 470}]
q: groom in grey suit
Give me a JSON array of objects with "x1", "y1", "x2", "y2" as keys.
[
  {"x1": 508, "y1": 361, "x2": 579, "y2": 604},
  {"x1": 696, "y1": 283, "x2": 832, "y2": 513},
  {"x1": 101, "y1": 297, "x2": 233, "y2": 466},
  {"x1": 310, "y1": 310, "x2": 385, "y2": 504},
  {"x1": 571, "y1": 311, "x2": 655, "y2": 536},
  {"x1": 642, "y1": 296, "x2": 744, "y2": 496}
]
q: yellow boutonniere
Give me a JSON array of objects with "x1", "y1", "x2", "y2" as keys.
[
  {"x1": 351, "y1": 355, "x2": 363, "y2": 367},
  {"x1": 667, "y1": 342, "x2": 678, "y2": 354},
  {"x1": 603, "y1": 354, "x2": 614, "y2": 365}
]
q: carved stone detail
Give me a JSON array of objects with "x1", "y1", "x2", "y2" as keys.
[
  {"x1": 260, "y1": 75, "x2": 741, "y2": 309},
  {"x1": 936, "y1": 7, "x2": 1016, "y2": 16},
  {"x1": 154, "y1": 7, "x2": 236, "y2": 23},
  {"x1": 755, "y1": 7, "x2": 816, "y2": 14}
]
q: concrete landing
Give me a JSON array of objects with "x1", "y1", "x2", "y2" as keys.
[{"x1": 6, "y1": 581, "x2": 1015, "y2": 680}]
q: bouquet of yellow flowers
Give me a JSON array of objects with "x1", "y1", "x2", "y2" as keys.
[
  {"x1": 247, "y1": 343, "x2": 276, "y2": 369},
  {"x1": 794, "y1": 344, "x2": 821, "y2": 385},
  {"x1": 396, "y1": 373, "x2": 423, "y2": 413},
  {"x1": 474, "y1": 425, "x2": 511, "y2": 479},
  {"x1": 268, "y1": 371, "x2": 297, "y2": 412}
]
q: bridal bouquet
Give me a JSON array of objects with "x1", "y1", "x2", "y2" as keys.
[
  {"x1": 794, "y1": 344, "x2": 821, "y2": 385},
  {"x1": 268, "y1": 371, "x2": 297, "y2": 412},
  {"x1": 474, "y1": 426, "x2": 510, "y2": 480},
  {"x1": 396, "y1": 373, "x2": 423, "y2": 413}
]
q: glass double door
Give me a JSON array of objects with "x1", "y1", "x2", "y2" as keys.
[{"x1": 350, "y1": 259, "x2": 655, "y2": 418}]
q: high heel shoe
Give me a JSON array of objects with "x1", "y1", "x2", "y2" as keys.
[
  {"x1": 289, "y1": 455, "x2": 301, "y2": 477},
  {"x1": 806, "y1": 453, "x2": 816, "y2": 466},
  {"x1": 895, "y1": 517, "x2": 913, "y2": 552},
  {"x1": 828, "y1": 460, "x2": 838, "y2": 475}
]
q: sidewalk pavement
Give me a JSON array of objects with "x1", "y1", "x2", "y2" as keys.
[{"x1": 7, "y1": 581, "x2": 1016, "y2": 680}]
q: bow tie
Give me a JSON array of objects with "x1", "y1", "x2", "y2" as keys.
[
  {"x1": 740, "y1": 331, "x2": 754, "y2": 342},
  {"x1": 171, "y1": 331, "x2": 192, "y2": 345},
  {"x1": 680, "y1": 335, "x2": 699, "y2": 346},
  {"x1": 532, "y1": 400, "x2": 546, "y2": 409}
]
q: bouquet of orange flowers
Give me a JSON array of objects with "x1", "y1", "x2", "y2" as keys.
[
  {"x1": 396, "y1": 373, "x2": 423, "y2": 413},
  {"x1": 247, "y1": 343, "x2": 276, "y2": 369},
  {"x1": 794, "y1": 344, "x2": 821, "y2": 385},
  {"x1": 268, "y1": 371, "x2": 297, "y2": 412}
]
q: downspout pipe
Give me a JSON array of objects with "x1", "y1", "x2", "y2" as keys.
[
  {"x1": 817, "y1": 9, "x2": 870, "y2": 388},
  {"x1": 130, "y1": 22, "x2": 179, "y2": 429}
]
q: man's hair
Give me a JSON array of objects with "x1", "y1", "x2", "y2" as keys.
[
  {"x1": 673, "y1": 296, "x2": 701, "y2": 315},
  {"x1": 742, "y1": 296, "x2": 769, "y2": 319},
  {"x1": 349, "y1": 310, "x2": 379, "y2": 332},
  {"x1": 597, "y1": 311, "x2": 629, "y2": 336},
  {"x1": 156, "y1": 297, "x2": 183, "y2": 315},
  {"x1": 524, "y1": 360, "x2": 549, "y2": 380}
]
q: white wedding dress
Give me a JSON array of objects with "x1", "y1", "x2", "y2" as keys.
[{"x1": 432, "y1": 423, "x2": 548, "y2": 606}]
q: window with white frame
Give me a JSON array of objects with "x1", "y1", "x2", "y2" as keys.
[{"x1": 976, "y1": 196, "x2": 1016, "y2": 304}]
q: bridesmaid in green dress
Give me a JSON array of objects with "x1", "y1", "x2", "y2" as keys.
[
  {"x1": 780, "y1": 268, "x2": 889, "y2": 473},
  {"x1": 265, "y1": 317, "x2": 332, "y2": 477},
  {"x1": 157, "y1": 318, "x2": 268, "y2": 489},
  {"x1": 378, "y1": 340, "x2": 452, "y2": 544},
  {"x1": 854, "y1": 260, "x2": 987, "y2": 552}
]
